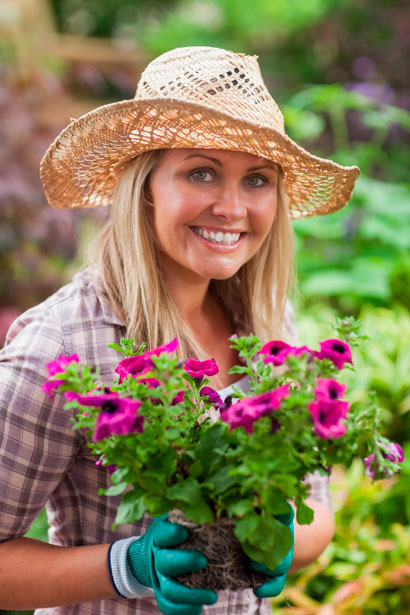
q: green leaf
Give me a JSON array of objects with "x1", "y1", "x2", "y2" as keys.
[
  {"x1": 264, "y1": 488, "x2": 293, "y2": 516},
  {"x1": 181, "y1": 499, "x2": 214, "y2": 524},
  {"x1": 194, "y1": 423, "x2": 228, "y2": 467},
  {"x1": 189, "y1": 459, "x2": 203, "y2": 478},
  {"x1": 139, "y1": 472, "x2": 167, "y2": 491},
  {"x1": 296, "y1": 500, "x2": 315, "y2": 525},
  {"x1": 143, "y1": 493, "x2": 171, "y2": 516},
  {"x1": 228, "y1": 365, "x2": 252, "y2": 375},
  {"x1": 100, "y1": 481, "x2": 128, "y2": 497},
  {"x1": 206, "y1": 465, "x2": 237, "y2": 495},
  {"x1": 166, "y1": 477, "x2": 201, "y2": 504},
  {"x1": 107, "y1": 342, "x2": 127, "y2": 355},
  {"x1": 235, "y1": 514, "x2": 293, "y2": 570},
  {"x1": 226, "y1": 499, "x2": 254, "y2": 517},
  {"x1": 234, "y1": 512, "x2": 260, "y2": 542},
  {"x1": 115, "y1": 490, "x2": 146, "y2": 525}
]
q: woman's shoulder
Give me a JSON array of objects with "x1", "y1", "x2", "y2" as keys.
[{"x1": 4, "y1": 268, "x2": 123, "y2": 357}]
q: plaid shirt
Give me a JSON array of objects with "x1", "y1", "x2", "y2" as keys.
[{"x1": 0, "y1": 269, "x2": 331, "y2": 615}]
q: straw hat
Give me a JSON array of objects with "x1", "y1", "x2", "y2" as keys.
[{"x1": 40, "y1": 46, "x2": 360, "y2": 218}]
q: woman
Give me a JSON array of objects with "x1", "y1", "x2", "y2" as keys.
[{"x1": 0, "y1": 46, "x2": 359, "y2": 614}]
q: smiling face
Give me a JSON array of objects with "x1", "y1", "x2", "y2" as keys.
[{"x1": 148, "y1": 148, "x2": 279, "y2": 284}]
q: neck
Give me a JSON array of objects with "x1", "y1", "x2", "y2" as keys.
[{"x1": 161, "y1": 260, "x2": 211, "y2": 326}]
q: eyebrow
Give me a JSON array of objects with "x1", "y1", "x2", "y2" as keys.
[{"x1": 182, "y1": 153, "x2": 278, "y2": 172}]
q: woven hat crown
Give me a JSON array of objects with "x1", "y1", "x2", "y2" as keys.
[
  {"x1": 40, "y1": 45, "x2": 360, "y2": 215},
  {"x1": 135, "y1": 46, "x2": 285, "y2": 134}
]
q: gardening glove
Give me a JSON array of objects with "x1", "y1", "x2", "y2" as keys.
[
  {"x1": 109, "y1": 513, "x2": 218, "y2": 615},
  {"x1": 251, "y1": 507, "x2": 294, "y2": 599}
]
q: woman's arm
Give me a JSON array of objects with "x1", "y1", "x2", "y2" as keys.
[
  {"x1": 0, "y1": 537, "x2": 116, "y2": 609},
  {"x1": 289, "y1": 499, "x2": 335, "y2": 572}
]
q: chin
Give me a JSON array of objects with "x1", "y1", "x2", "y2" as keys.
[{"x1": 199, "y1": 264, "x2": 243, "y2": 281}]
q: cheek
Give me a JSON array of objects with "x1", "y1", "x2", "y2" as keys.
[{"x1": 254, "y1": 196, "x2": 278, "y2": 236}]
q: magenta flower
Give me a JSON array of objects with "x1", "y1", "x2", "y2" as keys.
[
  {"x1": 199, "y1": 386, "x2": 223, "y2": 409},
  {"x1": 258, "y1": 341, "x2": 313, "y2": 366},
  {"x1": 46, "y1": 354, "x2": 80, "y2": 376},
  {"x1": 221, "y1": 384, "x2": 289, "y2": 433},
  {"x1": 95, "y1": 459, "x2": 116, "y2": 474},
  {"x1": 308, "y1": 398, "x2": 349, "y2": 439},
  {"x1": 66, "y1": 391, "x2": 144, "y2": 441},
  {"x1": 42, "y1": 354, "x2": 80, "y2": 399},
  {"x1": 315, "y1": 339, "x2": 353, "y2": 370},
  {"x1": 137, "y1": 374, "x2": 161, "y2": 388},
  {"x1": 116, "y1": 355, "x2": 150, "y2": 383},
  {"x1": 364, "y1": 442, "x2": 404, "y2": 478},
  {"x1": 314, "y1": 378, "x2": 346, "y2": 401},
  {"x1": 116, "y1": 338, "x2": 178, "y2": 383},
  {"x1": 258, "y1": 341, "x2": 293, "y2": 366},
  {"x1": 171, "y1": 390, "x2": 185, "y2": 406},
  {"x1": 184, "y1": 358, "x2": 219, "y2": 382}
]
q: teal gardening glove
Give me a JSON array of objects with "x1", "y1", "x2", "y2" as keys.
[
  {"x1": 109, "y1": 514, "x2": 218, "y2": 615},
  {"x1": 251, "y1": 507, "x2": 295, "y2": 599}
]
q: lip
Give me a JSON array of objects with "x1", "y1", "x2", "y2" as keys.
[{"x1": 189, "y1": 226, "x2": 246, "y2": 251}]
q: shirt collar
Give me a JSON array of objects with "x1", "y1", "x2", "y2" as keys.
[
  {"x1": 86, "y1": 267, "x2": 125, "y2": 327},
  {"x1": 99, "y1": 295, "x2": 124, "y2": 326}
]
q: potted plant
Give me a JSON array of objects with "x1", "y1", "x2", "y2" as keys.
[{"x1": 43, "y1": 317, "x2": 404, "y2": 590}]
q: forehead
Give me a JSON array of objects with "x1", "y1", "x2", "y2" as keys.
[{"x1": 160, "y1": 148, "x2": 277, "y2": 168}]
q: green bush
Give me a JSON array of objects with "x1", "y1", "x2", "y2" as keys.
[{"x1": 273, "y1": 453, "x2": 410, "y2": 614}]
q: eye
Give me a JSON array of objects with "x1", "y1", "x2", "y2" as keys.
[
  {"x1": 190, "y1": 168, "x2": 214, "y2": 182},
  {"x1": 246, "y1": 175, "x2": 268, "y2": 187}
]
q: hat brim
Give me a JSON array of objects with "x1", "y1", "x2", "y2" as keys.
[{"x1": 40, "y1": 97, "x2": 360, "y2": 218}]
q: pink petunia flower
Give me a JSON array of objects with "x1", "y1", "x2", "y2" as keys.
[
  {"x1": 42, "y1": 354, "x2": 80, "y2": 399},
  {"x1": 315, "y1": 339, "x2": 353, "y2": 370},
  {"x1": 65, "y1": 391, "x2": 144, "y2": 441},
  {"x1": 221, "y1": 384, "x2": 290, "y2": 433},
  {"x1": 258, "y1": 341, "x2": 293, "y2": 366},
  {"x1": 184, "y1": 358, "x2": 219, "y2": 382},
  {"x1": 258, "y1": 341, "x2": 313, "y2": 366},
  {"x1": 308, "y1": 398, "x2": 349, "y2": 439},
  {"x1": 95, "y1": 459, "x2": 116, "y2": 474},
  {"x1": 171, "y1": 390, "x2": 185, "y2": 406},
  {"x1": 199, "y1": 386, "x2": 223, "y2": 409},
  {"x1": 364, "y1": 442, "x2": 404, "y2": 479},
  {"x1": 115, "y1": 338, "x2": 178, "y2": 383},
  {"x1": 46, "y1": 354, "x2": 80, "y2": 376},
  {"x1": 314, "y1": 378, "x2": 346, "y2": 401}
]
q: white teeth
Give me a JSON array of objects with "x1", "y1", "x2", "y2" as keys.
[{"x1": 192, "y1": 227, "x2": 241, "y2": 245}]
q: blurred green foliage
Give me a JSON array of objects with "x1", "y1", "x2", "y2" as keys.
[{"x1": 272, "y1": 454, "x2": 410, "y2": 614}]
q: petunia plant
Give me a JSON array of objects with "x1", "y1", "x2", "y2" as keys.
[{"x1": 42, "y1": 317, "x2": 404, "y2": 572}]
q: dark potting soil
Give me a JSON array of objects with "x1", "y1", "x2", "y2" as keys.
[{"x1": 168, "y1": 509, "x2": 271, "y2": 591}]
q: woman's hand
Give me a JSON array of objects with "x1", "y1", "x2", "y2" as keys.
[{"x1": 124, "y1": 514, "x2": 218, "y2": 615}]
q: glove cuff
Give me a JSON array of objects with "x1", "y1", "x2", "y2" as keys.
[
  {"x1": 109, "y1": 537, "x2": 154, "y2": 599},
  {"x1": 127, "y1": 535, "x2": 153, "y2": 588}
]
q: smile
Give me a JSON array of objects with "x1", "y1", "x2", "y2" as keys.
[{"x1": 190, "y1": 226, "x2": 243, "y2": 245}]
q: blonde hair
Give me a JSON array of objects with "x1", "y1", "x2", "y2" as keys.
[{"x1": 89, "y1": 150, "x2": 295, "y2": 358}]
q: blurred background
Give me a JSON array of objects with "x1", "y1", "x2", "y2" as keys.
[{"x1": 1, "y1": 0, "x2": 409, "y2": 612}]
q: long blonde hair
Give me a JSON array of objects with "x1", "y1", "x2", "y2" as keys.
[{"x1": 89, "y1": 149, "x2": 295, "y2": 358}]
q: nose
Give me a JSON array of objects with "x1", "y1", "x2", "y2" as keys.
[{"x1": 211, "y1": 182, "x2": 247, "y2": 221}]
